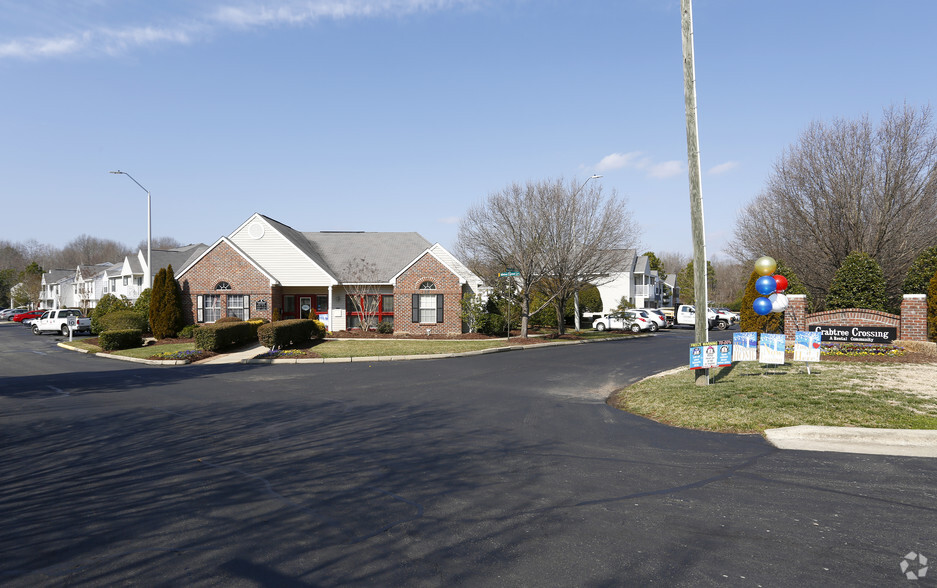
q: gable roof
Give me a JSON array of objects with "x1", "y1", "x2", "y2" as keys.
[
  {"x1": 42, "y1": 269, "x2": 74, "y2": 286},
  {"x1": 176, "y1": 236, "x2": 278, "y2": 284},
  {"x1": 149, "y1": 244, "x2": 209, "y2": 275},
  {"x1": 303, "y1": 231, "x2": 432, "y2": 283}
]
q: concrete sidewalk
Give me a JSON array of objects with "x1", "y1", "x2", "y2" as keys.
[{"x1": 765, "y1": 425, "x2": 937, "y2": 458}]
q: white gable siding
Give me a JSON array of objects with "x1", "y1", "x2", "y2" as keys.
[
  {"x1": 229, "y1": 216, "x2": 334, "y2": 286},
  {"x1": 596, "y1": 271, "x2": 633, "y2": 314}
]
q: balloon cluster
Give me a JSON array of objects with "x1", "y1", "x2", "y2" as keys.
[{"x1": 752, "y1": 256, "x2": 788, "y2": 316}]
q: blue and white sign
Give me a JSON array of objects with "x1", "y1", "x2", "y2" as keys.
[
  {"x1": 690, "y1": 341, "x2": 732, "y2": 370},
  {"x1": 793, "y1": 330, "x2": 821, "y2": 362},
  {"x1": 758, "y1": 333, "x2": 786, "y2": 365},
  {"x1": 732, "y1": 332, "x2": 758, "y2": 362}
]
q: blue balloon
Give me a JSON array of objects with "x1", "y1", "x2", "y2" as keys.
[
  {"x1": 755, "y1": 275, "x2": 777, "y2": 296},
  {"x1": 753, "y1": 297, "x2": 772, "y2": 315}
]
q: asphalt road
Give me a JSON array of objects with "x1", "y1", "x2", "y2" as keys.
[{"x1": 1, "y1": 322, "x2": 934, "y2": 586}]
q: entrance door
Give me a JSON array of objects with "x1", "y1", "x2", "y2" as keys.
[{"x1": 300, "y1": 296, "x2": 313, "y2": 319}]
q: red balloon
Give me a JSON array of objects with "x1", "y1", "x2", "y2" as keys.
[{"x1": 773, "y1": 274, "x2": 788, "y2": 292}]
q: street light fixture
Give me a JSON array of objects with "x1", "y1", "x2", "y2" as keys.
[
  {"x1": 573, "y1": 174, "x2": 603, "y2": 331},
  {"x1": 109, "y1": 170, "x2": 152, "y2": 291}
]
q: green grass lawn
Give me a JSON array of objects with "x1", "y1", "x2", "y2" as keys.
[
  {"x1": 609, "y1": 361, "x2": 937, "y2": 434},
  {"x1": 312, "y1": 339, "x2": 509, "y2": 358}
]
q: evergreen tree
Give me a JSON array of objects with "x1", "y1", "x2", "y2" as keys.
[
  {"x1": 149, "y1": 268, "x2": 168, "y2": 337},
  {"x1": 902, "y1": 246, "x2": 937, "y2": 295},
  {"x1": 928, "y1": 267, "x2": 937, "y2": 342},
  {"x1": 149, "y1": 266, "x2": 183, "y2": 339},
  {"x1": 676, "y1": 260, "x2": 716, "y2": 304},
  {"x1": 826, "y1": 252, "x2": 887, "y2": 311}
]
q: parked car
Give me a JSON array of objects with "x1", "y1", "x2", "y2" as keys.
[
  {"x1": 717, "y1": 308, "x2": 740, "y2": 323},
  {"x1": 648, "y1": 308, "x2": 673, "y2": 328},
  {"x1": 1, "y1": 308, "x2": 28, "y2": 321},
  {"x1": 12, "y1": 309, "x2": 45, "y2": 323},
  {"x1": 634, "y1": 309, "x2": 666, "y2": 332},
  {"x1": 592, "y1": 310, "x2": 652, "y2": 333}
]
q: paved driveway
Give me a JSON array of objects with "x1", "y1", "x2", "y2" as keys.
[{"x1": 1, "y1": 323, "x2": 934, "y2": 586}]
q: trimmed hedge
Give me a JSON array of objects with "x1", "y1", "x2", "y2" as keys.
[
  {"x1": 195, "y1": 321, "x2": 254, "y2": 352},
  {"x1": 257, "y1": 319, "x2": 325, "y2": 349},
  {"x1": 99, "y1": 310, "x2": 149, "y2": 333},
  {"x1": 99, "y1": 329, "x2": 143, "y2": 351}
]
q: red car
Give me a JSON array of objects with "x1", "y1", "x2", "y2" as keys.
[{"x1": 12, "y1": 309, "x2": 46, "y2": 323}]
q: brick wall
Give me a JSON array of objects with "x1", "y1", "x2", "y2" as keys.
[
  {"x1": 178, "y1": 241, "x2": 274, "y2": 324},
  {"x1": 782, "y1": 294, "x2": 927, "y2": 343},
  {"x1": 394, "y1": 253, "x2": 463, "y2": 335},
  {"x1": 899, "y1": 294, "x2": 927, "y2": 341}
]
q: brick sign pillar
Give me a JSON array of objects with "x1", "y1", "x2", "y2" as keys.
[
  {"x1": 900, "y1": 294, "x2": 927, "y2": 341},
  {"x1": 783, "y1": 294, "x2": 808, "y2": 345}
]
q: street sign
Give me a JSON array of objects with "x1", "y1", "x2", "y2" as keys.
[{"x1": 500, "y1": 271, "x2": 520, "y2": 277}]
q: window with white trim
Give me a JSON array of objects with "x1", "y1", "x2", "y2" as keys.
[
  {"x1": 227, "y1": 294, "x2": 250, "y2": 320},
  {"x1": 201, "y1": 294, "x2": 221, "y2": 323},
  {"x1": 412, "y1": 281, "x2": 444, "y2": 324}
]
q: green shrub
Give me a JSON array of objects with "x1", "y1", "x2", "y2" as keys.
[
  {"x1": 903, "y1": 246, "x2": 937, "y2": 295},
  {"x1": 257, "y1": 319, "x2": 325, "y2": 349},
  {"x1": 91, "y1": 293, "x2": 132, "y2": 335},
  {"x1": 215, "y1": 316, "x2": 243, "y2": 323},
  {"x1": 99, "y1": 329, "x2": 143, "y2": 351},
  {"x1": 99, "y1": 310, "x2": 149, "y2": 333},
  {"x1": 179, "y1": 324, "x2": 199, "y2": 339},
  {"x1": 827, "y1": 251, "x2": 887, "y2": 311},
  {"x1": 133, "y1": 288, "x2": 152, "y2": 325},
  {"x1": 377, "y1": 321, "x2": 393, "y2": 334},
  {"x1": 194, "y1": 321, "x2": 254, "y2": 352}
]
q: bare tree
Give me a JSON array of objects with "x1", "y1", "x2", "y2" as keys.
[
  {"x1": 58, "y1": 234, "x2": 132, "y2": 268},
  {"x1": 535, "y1": 178, "x2": 639, "y2": 334},
  {"x1": 341, "y1": 258, "x2": 383, "y2": 331},
  {"x1": 731, "y1": 104, "x2": 937, "y2": 308},
  {"x1": 138, "y1": 236, "x2": 184, "y2": 250},
  {"x1": 456, "y1": 177, "x2": 638, "y2": 337}
]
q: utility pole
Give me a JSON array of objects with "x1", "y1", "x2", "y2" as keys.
[{"x1": 681, "y1": 0, "x2": 710, "y2": 385}]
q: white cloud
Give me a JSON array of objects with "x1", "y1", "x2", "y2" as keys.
[
  {"x1": 648, "y1": 160, "x2": 683, "y2": 179},
  {"x1": 708, "y1": 161, "x2": 739, "y2": 175},
  {"x1": 1, "y1": 0, "x2": 480, "y2": 60},
  {"x1": 437, "y1": 215, "x2": 460, "y2": 225},
  {"x1": 594, "y1": 151, "x2": 644, "y2": 172},
  {"x1": 593, "y1": 151, "x2": 683, "y2": 179}
]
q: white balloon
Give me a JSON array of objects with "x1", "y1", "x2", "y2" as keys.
[{"x1": 769, "y1": 293, "x2": 789, "y2": 313}]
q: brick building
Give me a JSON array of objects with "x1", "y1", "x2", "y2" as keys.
[{"x1": 176, "y1": 213, "x2": 487, "y2": 335}]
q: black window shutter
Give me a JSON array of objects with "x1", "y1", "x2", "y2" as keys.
[
  {"x1": 412, "y1": 294, "x2": 419, "y2": 323},
  {"x1": 436, "y1": 294, "x2": 444, "y2": 323}
]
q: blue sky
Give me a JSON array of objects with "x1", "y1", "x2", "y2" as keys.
[{"x1": 2, "y1": 0, "x2": 935, "y2": 261}]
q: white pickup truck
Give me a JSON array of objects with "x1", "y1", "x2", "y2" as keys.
[
  {"x1": 32, "y1": 308, "x2": 92, "y2": 336},
  {"x1": 672, "y1": 304, "x2": 724, "y2": 330}
]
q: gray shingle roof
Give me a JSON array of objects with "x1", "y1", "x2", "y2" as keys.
[
  {"x1": 257, "y1": 214, "x2": 431, "y2": 283},
  {"x1": 304, "y1": 232, "x2": 431, "y2": 283},
  {"x1": 149, "y1": 244, "x2": 209, "y2": 275}
]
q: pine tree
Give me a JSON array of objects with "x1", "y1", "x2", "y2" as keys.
[
  {"x1": 149, "y1": 268, "x2": 169, "y2": 339},
  {"x1": 927, "y1": 267, "x2": 937, "y2": 342},
  {"x1": 826, "y1": 251, "x2": 887, "y2": 311}
]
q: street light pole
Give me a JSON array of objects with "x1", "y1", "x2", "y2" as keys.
[
  {"x1": 573, "y1": 174, "x2": 602, "y2": 331},
  {"x1": 110, "y1": 170, "x2": 152, "y2": 291}
]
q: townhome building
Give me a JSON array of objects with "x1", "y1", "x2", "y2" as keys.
[
  {"x1": 39, "y1": 269, "x2": 75, "y2": 309},
  {"x1": 593, "y1": 250, "x2": 672, "y2": 312},
  {"x1": 114, "y1": 244, "x2": 208, "y2": 303},
  {"x1": 176, "y1": 213, "x2": 487, "y2": 335}
]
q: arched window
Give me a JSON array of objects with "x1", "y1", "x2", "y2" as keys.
[
  {"x1": 215, "y1": 281, "x2": 232, "y2": 290},
  {"x1": 415, "y1": 281, "x2": 441, "y2": 323}
]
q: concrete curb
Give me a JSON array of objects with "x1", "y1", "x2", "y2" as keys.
[
  {"x1": 57, "y1": 342, "x2": 189, "y2": 366},
  {"x1": 764, "y1": 425, "x2": 937, "y2": 458}
]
